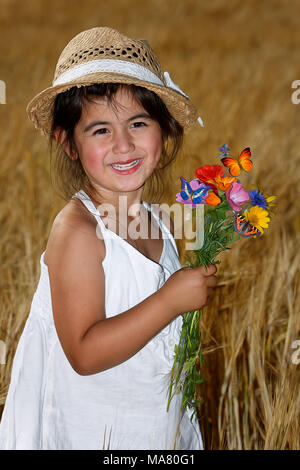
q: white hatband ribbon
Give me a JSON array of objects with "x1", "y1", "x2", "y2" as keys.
[{"x1": 53, "y1": 59, "x2": 204, "y2": 126}]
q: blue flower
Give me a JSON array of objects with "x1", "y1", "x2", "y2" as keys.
[
  {"x1": 218, "y1": 143, "x2": 230, "y2": 158},
  {"x1": 249, "y1": 190, "x2": 267, "y2": 209}
]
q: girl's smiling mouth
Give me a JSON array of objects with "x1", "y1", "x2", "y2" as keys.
[{"x1": 109, "y1": 158, "x2": 142, "y2": 175}]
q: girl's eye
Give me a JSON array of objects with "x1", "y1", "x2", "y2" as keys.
[
  {"x1": 131, "y1": 121, "x2": 146, "y2": 128},
  {"x1": 93, "y1": 128, "x2": 109, "y2": 135}
]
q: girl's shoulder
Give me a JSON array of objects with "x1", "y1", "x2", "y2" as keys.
[{"x1": 44, "y1": 198, "x2": 105, "y2": 267}]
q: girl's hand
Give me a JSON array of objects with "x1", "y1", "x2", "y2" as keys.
[{"x1": 159, "y1": 264, "x2": 218, "y2": 315}]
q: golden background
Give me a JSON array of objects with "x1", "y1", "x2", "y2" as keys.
[{"x1": 0, "y1": 0, "x2": 299, "y2": 449}]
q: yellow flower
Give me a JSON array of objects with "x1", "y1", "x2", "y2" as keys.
[
  {"x1": 266, "y1": 195, "x2": 276, "y2": 207},
  {"x1": 243, "y1": 206, "x2": 270, "y2": 234}
]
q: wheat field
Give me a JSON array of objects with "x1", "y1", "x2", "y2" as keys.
[{"x1": 0, "y1": 0, "x2": 299, "y2": 449}]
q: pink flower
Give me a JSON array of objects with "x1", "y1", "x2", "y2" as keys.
[{"x1": 225, "y1": 182, "x2": 249, "y2": 212}]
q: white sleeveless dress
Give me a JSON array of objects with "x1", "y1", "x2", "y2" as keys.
[{"x1": 0, "y1": 190, "x2": 204, "y2": 450}]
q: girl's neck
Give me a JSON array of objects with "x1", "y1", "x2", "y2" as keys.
[{"x1": 86, "y1": 186, "x2": 145, "y2": 219}]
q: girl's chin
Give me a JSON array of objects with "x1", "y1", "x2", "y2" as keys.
[
  {"x1": 113, "y1": 182, "x2": 145, "y2": 193},
  {"x1": 93, "y1": 177, "x2": 145, "y2": 194}
]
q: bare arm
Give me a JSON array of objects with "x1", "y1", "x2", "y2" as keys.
[
  {"x1": 46, "y1": 211, "x2": 216, "y2": 377},
  {"x1": 78, "y1": 286, "x2": 177, "y2": 375},
  {"x1": 46, "y1": 214, "x2": 179, "y2": 376}
]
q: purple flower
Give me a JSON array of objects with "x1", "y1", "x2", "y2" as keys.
[{"x1": 225, "y1": 182, "x2": 249, "y2": 212}]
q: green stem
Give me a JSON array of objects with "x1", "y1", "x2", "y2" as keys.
[{"x1": 167, "y1": 211, "x2": 240, "y2": 419}]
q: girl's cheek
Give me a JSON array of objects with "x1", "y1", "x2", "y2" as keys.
[
  {"x1": 153, "y1": 137, "x2": 163, "y2": 163},
  {"x1": 145, "y1": 129, "x2": 163, "y2": 157},
  {"x1": 85, "y1": 153, "x2": 105, "y2": 171},
  {"x1": 81, "y1": 143, "x2": 107, "y2": 167}
]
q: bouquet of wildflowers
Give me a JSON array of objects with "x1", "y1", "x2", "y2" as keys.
[{"x1": 166, "y1": 144, "x2": 276, "y2": 421}]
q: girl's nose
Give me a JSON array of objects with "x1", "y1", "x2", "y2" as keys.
[{"x1": 112, "y1": 128, "x2": 135, "y2": 155}]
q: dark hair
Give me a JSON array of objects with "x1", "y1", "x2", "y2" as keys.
[{"x1": 48, "y1": 83, "x2": 184, "y2": 202}]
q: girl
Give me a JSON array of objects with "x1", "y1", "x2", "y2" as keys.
[{"x1": 0, "y1": 27, "x2": 217, "y2": 450}]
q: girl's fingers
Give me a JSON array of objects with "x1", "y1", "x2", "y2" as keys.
[
  {"x1": 203, "y1": 264, "x2": 217, "y2": 276},
  {"x1": 207, "y1": 275, "x2": 218, "y2": 287}
]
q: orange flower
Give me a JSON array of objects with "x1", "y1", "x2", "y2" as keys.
[
  {"x1": 214, "y1": 173, "x2": 237, "y2": 191},
  {"x1": 195, "y1": 165, "x2": 224, "y2": 194},
  {"x1": 195, "y1": 165, "x2": 237, "y2": 193},
  {"x1": 205, "y1": 192, "x2": 221, "y2": 206}
]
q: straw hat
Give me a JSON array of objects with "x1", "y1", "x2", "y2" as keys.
[{"x1": 26, "y1": 26, "x2": 204, "y2": 137}]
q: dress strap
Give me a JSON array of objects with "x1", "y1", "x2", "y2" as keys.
[
  {"x1": 72, "y1": 190, "x2": 178, "y2": 254},
  {"x1": 71, "y1": 190, "x2": 108, "y2": 233},
  {"x1": 143, "y1": 201, "x2": 179, "y2": 255}
]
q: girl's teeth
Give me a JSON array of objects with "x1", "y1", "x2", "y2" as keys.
[{"x1": 112, "y1": 159, "x2": 140, "y2": 170}]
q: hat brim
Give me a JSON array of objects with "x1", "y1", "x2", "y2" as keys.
[{"x1": 26, "y1": 72, "x2": 199, "y2": 137}]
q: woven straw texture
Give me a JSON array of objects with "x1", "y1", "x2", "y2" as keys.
[{"x1": 26, "y1": 27, "x2": 199, "y2": 136}]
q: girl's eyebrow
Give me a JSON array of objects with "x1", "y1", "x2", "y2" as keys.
[{"x1": 83, "y1": 113, "x2": 152, "y2": 133}]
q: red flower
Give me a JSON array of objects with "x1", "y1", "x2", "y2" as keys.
[{"x1": 195, "y1": 165, "x2": 225, "y2": 194}]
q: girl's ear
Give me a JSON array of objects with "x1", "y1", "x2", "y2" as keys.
[{"x1": 53, "y1": 128, "x2": 78, "y2": 160}]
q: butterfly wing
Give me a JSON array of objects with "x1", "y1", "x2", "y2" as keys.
[
  {"x1": 191, "y1": 187, "x2": 209, "y2": 204},
  {"x1": 221, "y1": 157, "x2": 241, "y2": 176},
  {"x1": 180, "y1": 177, "x2": 192, "y2": 201},
  {"x1": 234, "y1": 214, "x2": 260, "y2": 238},
  {"x1": 234, "y1": 214, "x2": 243, "y2": 233},
  {"x1": 239, "y1": 147, "x2": 253, "y2": 172}
]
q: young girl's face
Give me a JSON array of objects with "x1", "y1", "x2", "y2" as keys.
[{"x1": 71, "y1": 87, "x2": 163, "y2": 198}]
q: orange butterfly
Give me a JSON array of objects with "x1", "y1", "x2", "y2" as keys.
[{"x1": 221, "y1": 147, "x2": 253, "y2": 177}]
